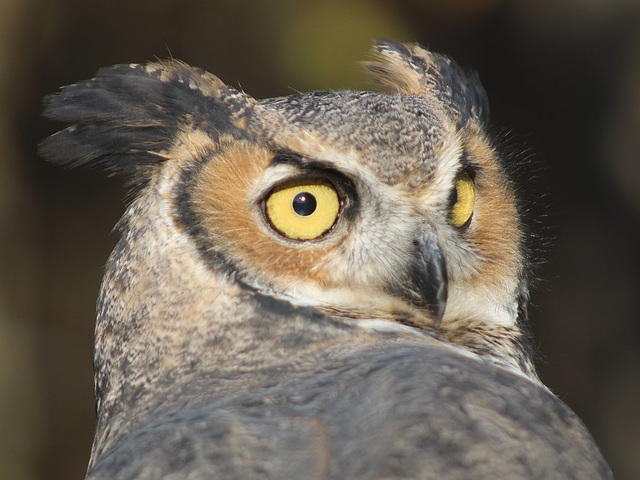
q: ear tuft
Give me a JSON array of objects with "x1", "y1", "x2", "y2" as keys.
[
  {"x1": 40, "y1": 61, "x2": 255, "y2": 173},
  {"x1": 362, "y1": 40, "x2": 427, "y2": 96},
  {"x1": 363, "y1": 40, "x2": 490, "y2": 126}
]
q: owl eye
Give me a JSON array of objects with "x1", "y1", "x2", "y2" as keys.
[
  {"x1": 265, "y1": 181, "x2": 340, "y2": 240},
  {"x1": 449, "y1": 171, "x2": 475, "y2": 228}
]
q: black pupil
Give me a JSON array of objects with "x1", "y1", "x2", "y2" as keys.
[
  {"x1": 449, "y1": 185, "x2": 459, "y2": 209},
  {"x1": 292, "y1": 192, "x2": 317, "y2": 216}
]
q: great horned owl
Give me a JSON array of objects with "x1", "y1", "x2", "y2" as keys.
[{"x1": 41, "y1": 41, "x2": 612, "y2": 479}]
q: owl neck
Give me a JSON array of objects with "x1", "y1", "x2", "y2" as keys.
[{"x1": 315, "y1": 295, "x2": 538, "y2": 382}]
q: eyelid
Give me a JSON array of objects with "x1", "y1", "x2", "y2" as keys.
[
  {"x1": 448, "y1": 163, "x2": 477, "y2": 203},
  {"x1": 460, "y1": 162, "x2": 478, "y2": 180}
]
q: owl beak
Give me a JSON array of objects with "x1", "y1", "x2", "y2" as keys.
[{"x1": 407, "y1": 229, "x2": 448, "y2": 326}]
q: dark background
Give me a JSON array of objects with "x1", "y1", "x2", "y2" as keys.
[{"x1": 1, "y1": 0, "x2": 638, "y2": 478}]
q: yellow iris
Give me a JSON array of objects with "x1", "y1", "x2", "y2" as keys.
[
  {"x1": 450, "y1": 173, "x2": 475, "y2": 228},
  {"x1": 265, "y1": 181, "x2": 340, "y2": 240}
]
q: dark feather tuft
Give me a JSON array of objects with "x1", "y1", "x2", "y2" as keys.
[
  {"x1": 365, "y1": 39, "x2": 489, "y2": 127},
  {"x1": 40, "y1": 62, "x2": 252, "y2": 173}
]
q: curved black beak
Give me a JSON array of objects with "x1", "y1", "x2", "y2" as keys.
[
  {"x1": 413, "y1": 232, "x2": 448, "y2": 324},
  {"x1": 390, "y1": 226, "x2": 448, "y2": 326}
]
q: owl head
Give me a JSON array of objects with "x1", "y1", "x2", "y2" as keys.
[{"x1": 41, "y1": 41, "x2": 534, "y2": 411}]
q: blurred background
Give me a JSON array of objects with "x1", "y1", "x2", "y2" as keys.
[{"x1": 1, "y1": 0, "x2": 638, "y2": 478}]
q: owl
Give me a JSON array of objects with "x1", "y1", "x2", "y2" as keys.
[{"x1": 41, "y1": 40, "x2": 612, "y2": 479}]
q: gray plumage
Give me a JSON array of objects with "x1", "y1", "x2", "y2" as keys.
[{"x1": 40, "y1": 40, "x2": 613, "y2": 479}]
